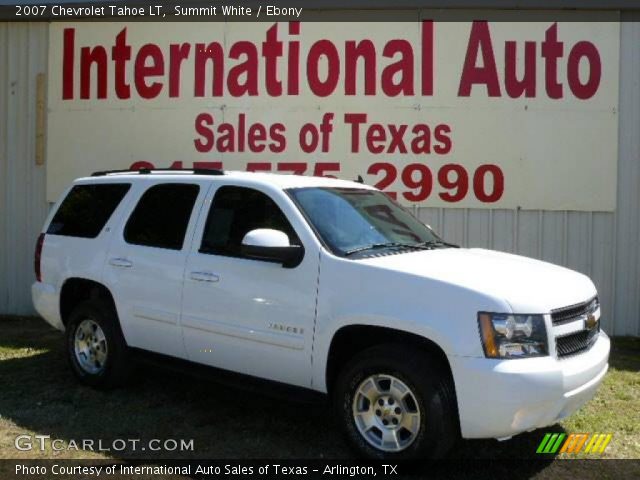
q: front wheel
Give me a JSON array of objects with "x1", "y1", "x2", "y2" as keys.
[
  {"x1": 66, "y1": 299, "x2": 131, "y2": 389},
  {"x1": 334, "y1": 344, "x2": 458, "y2": 459}
]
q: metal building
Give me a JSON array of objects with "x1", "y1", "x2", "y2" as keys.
[{"x1": 1, "y1": 10, "x2": 639, "y2": 336}]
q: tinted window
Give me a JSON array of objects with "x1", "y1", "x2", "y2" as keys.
[
  {"x1": 124, "y1": 183, "x2": 199, "y2": 250},
  {"x1": 48, "y1": 184, "x2": 130, "y2": 238},
  {"x1": 200, "y1": 186, "x2": 299, "y2": 257}
]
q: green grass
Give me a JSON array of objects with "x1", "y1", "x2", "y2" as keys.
[
  {"x1": 0, "y1": 316, "x2": 638, "y2": 467},
  {"x1": 559, "y1": 336, "x2": 640, "y2": 459}
]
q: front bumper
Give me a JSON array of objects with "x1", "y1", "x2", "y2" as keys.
[{"x1": 449, "y1": 331, "x2": 610, "y2": 439}]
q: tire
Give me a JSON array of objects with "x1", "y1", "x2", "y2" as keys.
[
  {"x1": 65, "y1": 299, "x2": 131, "y2": 389},
  {"x1": 333, "y1": 344, "x2": 458, "y2": 460}
]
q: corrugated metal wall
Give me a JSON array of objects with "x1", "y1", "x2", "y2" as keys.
[
  {"x1": 612, "y1": 14, "x2": 640, "y2": 336},
  {"x1": 0, "y1": 22, "x2": 49, "y2": 315},
  {"x1": 0, "y1": 18, "x2": 638, "y2": 335}
]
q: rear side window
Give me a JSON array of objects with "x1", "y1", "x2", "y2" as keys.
[
  {"x1": 48, "y1": 183, "x2": 130, "y2": 238},
  {"x1": 124, "y1": 183, "x2": 199, "y2": 250}
]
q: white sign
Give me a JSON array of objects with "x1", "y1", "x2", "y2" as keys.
[{"x1": 47, "y1": 16, "x2": 619, "y2": 210}]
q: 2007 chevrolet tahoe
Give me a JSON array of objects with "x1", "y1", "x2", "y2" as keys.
[{"x1": 33, "y1": 168, "x2": 609, "y2": 459}]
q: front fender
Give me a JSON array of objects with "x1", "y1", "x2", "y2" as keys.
[{"x1": 311, "y1": 253, "x2": 510, "y2": 392}]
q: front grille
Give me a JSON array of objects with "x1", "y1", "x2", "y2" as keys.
[
  {"x1": 551, "y1": 297, "x2": 598, "y2": 325},
  {"x1": 556, "y1": 327, "x2": 599, "y2": 358}
]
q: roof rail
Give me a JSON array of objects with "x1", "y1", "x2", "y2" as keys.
[{"x1": 91, "y1": 167, "x2": 224, "y2": 177}]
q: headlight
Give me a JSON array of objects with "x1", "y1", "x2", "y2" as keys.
[{"x1": 478, "y1": 313, "x2": 548, "y2": 358}]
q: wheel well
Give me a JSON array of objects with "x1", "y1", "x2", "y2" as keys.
[
  {"x1": 325, "y1": 325, "x2": 453, "y2": 394},
  {"x1": 59, "y1": 278, "x2": 116, "y2": 326}
]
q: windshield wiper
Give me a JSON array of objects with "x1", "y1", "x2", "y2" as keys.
[
  {"x1": 417, "y1": 240, "x2": 459, "y2": 249},
  {"x1": 344, "y1": 242, "x2": 432, "y2": 256}
]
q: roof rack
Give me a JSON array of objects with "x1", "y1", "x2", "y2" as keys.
[{"x1": 91, "y1": 167, "x2": 224, "y2": 177}]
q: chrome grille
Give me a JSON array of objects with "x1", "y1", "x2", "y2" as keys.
[
  {"x1": 551, "y1": 297, "x2": 599, "y2": 325},
  {"x1": 556, "y1": 327, "x2": 599, "y2": 358}
]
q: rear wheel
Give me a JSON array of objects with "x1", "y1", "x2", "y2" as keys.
[
  {"x1": 334, "y1": 344, "x2": 458, "y2": 459},
  {"x1": 66, "y1": 299, "x2": 131, "y2": 388}
]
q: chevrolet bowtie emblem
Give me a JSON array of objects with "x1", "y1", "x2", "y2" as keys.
[{"x1": 585, "y1": 313, "x2": 598, "y2": 330}]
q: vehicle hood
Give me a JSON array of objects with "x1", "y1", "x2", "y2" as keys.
[{"x1": 358, "y1": 248, "x2": 596, "y2": 313}]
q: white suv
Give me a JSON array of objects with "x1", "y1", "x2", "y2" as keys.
[{"x1": 32, "y1": 168, "x2": 610, "y2": 459}]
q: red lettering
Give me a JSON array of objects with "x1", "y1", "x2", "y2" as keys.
[
  {"x1": 410, "y1": 125, "x2": 431, "y2": 154},
  {"x1": 269, "y1": 123, "x2": 287, "y2": 153},
  {"x1": 62, "y1": 28, "x2": 75, "y2": 100},
  {"x1": 567, "y1": 41, "x2": 601, "y2": 100},
  {"x1": 194, "y1": 113, "x2": 214, "y2": 152},
  {"x1": 228, "y1": 41, "x2": 259, "y2": 97},
  {"x1": 421, "y1": 20, "x2": 434, "y2": 96},
  {"x1": 366, "y1": 124, "x2": 386, "y2": 154},
  {"x1": 194, "y1": 161, "x2": 223, "y2": 170},
  {"x1": 237, "y1": 113, "x2": 246, "y2": 152},
  {"x1": 262, "y1": 24, "x2": 283, "y2": 96},
  {"x1": 367, "y1": 163, "x2": 398, "y2": 200},
  {"x1": 473, "y1": 164, "x2": 504, "y2": 202},
  {"x1": 433, "y1": 124, "x2": 452, "y2": 155},
  {"x1": 112, "y1": 28, "x2": 131, "y2": 99},
  {"x1": 60, "y1": 20, "x2": 602, "y2": 103},
  {"x1": 246, "y1": 162, "x2": 272, "y2": 172},
  {"x1": 345, "y1": 40, "x2": 376, "y2": 95},
  {"x1": 299, "y1": 123, "x2": 318, "y2": 153},
  {"x1": 135, "y1": 44, "x2": 164, "y2": 99},
  {"x1": 216, "y1": 123, "x2": 235, "y2": 152},
  {"x1": 277, "y1": 162, "x2": 307, "y2": 175},
  {"x1": 287, "y1": 22, "x2": 300, "y2": 95},
  {"x1": 130, "y1": 161, "x2": 155, "y2": 171},
  {"x1": 318, "y1": 113, "x2": 333, "y2": 153},
  {"x1": 344, "y1": 113, "x2": 367, "y2": 153},
  {"x1": 80, "y1": 46, "x2": 107, "y2": 99},
  {"x1": 402, "y1": 164, "x2": 432, "y2": 202},
  {"x1": 387, "y1": 124, "x2": 408, "y2": 154},
  {"x1": 169, "y1": 43, "x2": 190, "y2": 98},
  {"x1": 438, "y1": 164, "x2": 468, "y2": 202},
  {"x1": 313, "y1": 162, "x2": 340, "y2": 178},
  {"x1": 504, "y1": 41, "x2": 536, "y2": 98},
  {"x1": 381, "y1": 40, "x2": 414, "y2": 96},
  {"x1": 308, "y1": 40, "x2": 340, "y2": 97},
  {"x1": 458, "y1": 21, "x2": 501, "y2": 97},
  {"x1": 541, "y1": 23, "x2": 564, "y2": 99},
  {"x1": 248, "y1": 123, "x2": 267, "y2": 152},
  {"x1": 194, "y1": 42, "x2": 224, "y2": 97}
]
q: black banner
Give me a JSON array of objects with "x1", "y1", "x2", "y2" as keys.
[
  {"x1": 1, "y1": 1, "x2": 640, "y2": 22},
  {"x1": 1, "y1": 459, "x2": 640, "y2": 480}
]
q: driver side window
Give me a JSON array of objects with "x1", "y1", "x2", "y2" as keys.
[{"x1": 200, "y1": 186, "x2": 300, "y2": 257}]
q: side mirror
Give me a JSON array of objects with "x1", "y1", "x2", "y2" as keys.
[{"x1": 240, "y1": 229, "x2": 304, "y2": 268}]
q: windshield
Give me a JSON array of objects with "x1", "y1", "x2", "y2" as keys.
[{"x1": 288, "y1": 187, "x2": 445, "y2": 256}]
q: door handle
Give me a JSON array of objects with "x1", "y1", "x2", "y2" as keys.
[
  {"x1": 109, "y1": 257, "x2": 133, "y2": 268},
  {"x1": 190, "y1": 271, "x2": 220, "y2": 283}
]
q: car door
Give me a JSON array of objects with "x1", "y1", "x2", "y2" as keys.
[
  {"x1": 104, "y1": 180, "x2": 209, "y2": 359},
  {"x1": 181, "y1": 184, "x2": 320, "y2": 388}
]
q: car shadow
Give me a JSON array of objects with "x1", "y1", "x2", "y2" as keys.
[
  {"x1": 608, "y1": 336, "x2": 640, "y2": 373},
  {"x1": 0, "y1": 318, "x2": 350, "y2": 459}
]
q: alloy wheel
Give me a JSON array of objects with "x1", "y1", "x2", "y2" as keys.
[
  {"x1": 352, "y1": 374, "x2": 421, "y2": 452},
  {"x1": 74, "y1": 319, "x2": 108, "y2": 375}
]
